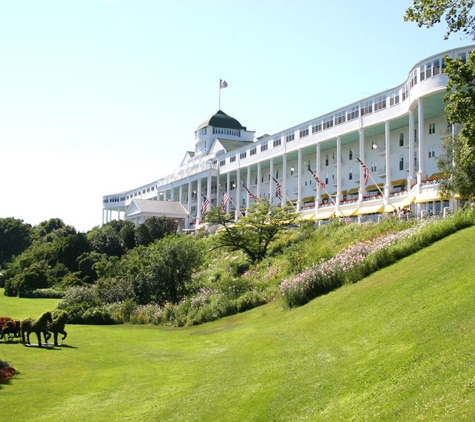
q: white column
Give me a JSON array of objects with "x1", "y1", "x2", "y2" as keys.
[
  {"x1": 187, "y1": 181, "x2": 192, "y2": 219},
  {"x1": 316, "y1": 143, "x2": 321, "y2": 213},
  {"x1": 408, "y1": 110, "x2": 416, "y2": 186},
  {"x1": 246, "y1": 167, "x2": 251, "y2": 211},
  {"x1": 297, "y1": 149, "x2": 302, "y2": 210},
  {"x1": 207, "y1": 174, "x2": 212, "y2": 208},
  {"x1": 269, "y1": 159, "x2": 274, "y2": 204},
  {"x1": 336, "y1": 137, "x2": 342, "y2": 205},
  {"x1": 385, "y1": 121, "x2": 391, "y2": 197},
  {"x1": 179, "y1": 185, "x2": 183, "y2": 204},
  {"x1": 226, "y1": 172, "x2": 231, "y2": 214},
  {"x1": 235, "y1": 169, "x2": 241, "y2": 220},
  {"x1": 256, "y1": 162, "x2": 262, "y2": 199},
  {"x1": 417, "y1": 98, "x2": 426, "y2": 184},
  {"x1": 197, "y1": 179, "x2": 202, "y2": 222},
  {"x1": 359, "y1": 128, "x2": 365, "y2": 199},
  {"x1": 282, "y1": 153, "x2": 287, "y2": 207},
  {"x1": 170, "y1": 186, "x2": 175, "y2": 201}
]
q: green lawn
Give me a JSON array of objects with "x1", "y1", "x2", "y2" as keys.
[{"x1": 1, "y1": 226, "x2": 475, "y2": 421}]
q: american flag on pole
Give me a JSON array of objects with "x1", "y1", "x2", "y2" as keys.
[
  {"x1": 243, "y1": 184, "x2": 259, "y2": 202},
  {"x1": 201, "y1": 195, "x2": 211, "y2": 214},
  {"x1": 271, "y1": 176, "x2": 282, "y2": 200},
  {"x1": 356, "y1": 158, "x2": 370, "y2": 185},
  {"x1": 221, "y1": 192, "x2": 230, "y2": 212},
  {"x1": 307, "y1": 166, "x2": 326, "y2": 188},
  {"x1": 220, "y1": 79, "x2": 228, "y2": 89}
]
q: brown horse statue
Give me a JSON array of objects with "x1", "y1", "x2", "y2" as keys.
[
  {"x1": 45, "y1": 311, "x2": 68, "y2": 346},
  {"x1": 21, "y1": 311, "x2": 53, "y2": 347}
]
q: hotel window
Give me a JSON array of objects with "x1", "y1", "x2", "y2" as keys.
[
  {"x1": 219, "y1": 159, "x2": 226, "y2": 166},
  {"x1": 349, "y1": 148, "x2": 353, "y2": 160},
  {"x1": 347, "y1": 105, "x2": 359, "y2": 120},
  {"x1": 273, "y1": 137, "x2": 282, "y2": 147},
  {"x1": 390, "y1": 91, "x2": 400, "y2": 106},
  {"x1": 250, "y1": 147, "x2": 257, "y2": 156},
  {"x1": 399, "y1": 133, "x2": 404, "y2": 147},
  {"x1": 399, "y1": 155, "x2": 404, "y2": 171},
  {"x1": 371, "y1": 162, "x2": 377, "y2": 173},
  {"x1": 410, "y1": 69, "x2": 418, "y2": 88},
  {"x1": 240, "y1": 151, "x2": 247, "y2": 159},
  {"x1": 325, "y1": 173, "x2": 329, "y2": 185},
  {"x1": 429, "y1": 123, "x2": 435, "y2": 135},
  {"x1": 361, "y1": 100, "x2": 373, "y2": 116},
  {"x1": 402, "y1": 84, "x2": 408, "y2": 101},
  {"x1": 312, "y1": 121, "x2": 322, "y2": 133},
  {"x1": 349, "y1": 167, "x2": 353, "y2": 180},
  {"x1": 323, "y1": 116, "x2": 334, "y2": 129},
  {"x1": 335, "y1": 111, "x2": 346, "y2": 125},
  {"x1": 425, "y1": 62, "x2": 432, "y2": 78},
  {"x1": 260, "y1": 141, "x2": 268, "y2": 152},
  {"x1": 420, "y1": 65, "x2": 425, "y2": 81},
  {"x1": 285, "y1": 131, "x2": 295, "y2": 142},
  {"x1": 299, "y1": 126, "x2": 309, "y2": 138},
  {"x1": 433, "y1": 58, "x2": 440, "y2": 75},
  {"x1": 458, "y1": 52, "x2": 467, "y2": 63},
  {"x1": 325, "y1": 154, "x2": 329, "y2": 166},
  {"x1": 429, "y1": 146, "x2": 436, "y2": 158},
  {"x1": 374, "y1": 95, "x2": 386, "y2": 111},
  {"x1": 230, "y1": 155, "x2": 236, "y2": 163}
]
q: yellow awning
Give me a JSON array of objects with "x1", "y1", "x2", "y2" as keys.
[
  {"x1": 428, "y1": 171, "x2": 448, "y2": 180},
  {"x1": 384, "y1": 196, "x2": 415, "y2": 212},
  {"x1": 302, "y1": 196, "x2": 315, "y2": 203},
  {"x1": 391, "y1": 179, "x2": 407, "y2": 187},
  {"x1": 366, "y1": 183, "x2": 384, "y2": 192},
  {"x1": 415, "y1": 191, "x2": 442, "y2": 203},
  {"x1": 356, "y1": 204, "x2": 384, "y2": 215},
  {"x1": 315, "y1": 209, "x2": 335, "y2": 220},
  {"x1": 320, "y1": 194, "x2": 329, "y2": 200},
  {"x1": 347, "y1": 187, "x2": 359, "y2": 195},
  {"x1": 341, "y1": 190, "x2": 347, "y2": 196}
]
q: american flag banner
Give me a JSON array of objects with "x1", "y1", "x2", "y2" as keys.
[
  {"x1": 271, "y1": 176, "x2": 282, "y2": 200},
  {"x1": 356, "y1": 158, "x2": 370, "y2": 185},
  {"x1": 201, "y1": 195, "x2": 211, "y2": 215},
  {"x1": 221, "y1": 192, "x2": 230, "y2": 212},
  {"x1": 243, "y1": 184, "x2": 260, "y2": 202},
  {"x1": 220, "y1": 79, "x2": 228, "y2": 89},
  {"x1": 307, "y1": 166, "x2": 326, "y2": 188}
]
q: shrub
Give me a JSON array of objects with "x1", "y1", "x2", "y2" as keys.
[{"x1": 0, "y1": 360, "x2": 16, "y2": 383}]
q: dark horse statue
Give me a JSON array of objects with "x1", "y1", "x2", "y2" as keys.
[
  {"x1": 21, "y1": 311, "x2": 53, "y2": 347},
  {"x1": 0, "y1": 320, "x2": 21, "y2": 341},
  {"x1": 45, "y1": 311, "x2": 68, "y2": 346}
]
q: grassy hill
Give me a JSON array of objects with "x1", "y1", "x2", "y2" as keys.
[{"x1": 1, "y1": 226, "x2": 475, "y2": 421}]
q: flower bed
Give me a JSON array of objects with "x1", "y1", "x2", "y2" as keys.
[{"x1": 0, "y1": 360, "x2": 16, "y2": 383}]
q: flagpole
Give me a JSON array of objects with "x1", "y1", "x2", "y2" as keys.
[
  {"x1": 356, "y1": 158, "x2": 397, "y2": 212},
  {"x1": 219, "y1": 185, "x2": 243, "y2": 217},
  {"x1": 219, "y1": 79, "x2": 221, "y2": 110}
]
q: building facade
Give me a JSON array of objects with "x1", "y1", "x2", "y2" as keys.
[{"x1": 103, "y1": 45, "x2": 473, "y2": 228}]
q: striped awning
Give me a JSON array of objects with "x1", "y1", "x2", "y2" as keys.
[
  {"x1": 366, "y1": 183, "x2": 384, "y2": 192},
  {"x1": 315, "y1": 209, "x2": 335, "y2": 220},
  {"x1": 391, "y1": 179, "x2": 407, "y2": 187},
  {"x1": 356, "y1": 204, "x2": 384, "y2": 215}
]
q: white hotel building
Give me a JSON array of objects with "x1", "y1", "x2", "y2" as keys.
[{"x1": 103, "y1": 45, "x2": 473, "y2": 228}]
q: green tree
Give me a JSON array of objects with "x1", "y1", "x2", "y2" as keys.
[
  {"x1": 404, "y1": 0, "x2": 475, "y2": 40},
  {"x1": 405, "y1": 0, "x2": 475, "y2": 198},
  {"x1": 134, "y1": 216, "x2": 178, "y2": 247},
  {"x1": 0, "y1": 217, "x2": 32, "y2": 267},
  {"x1": 205, "y1": 199, "x2": 298, "y2": 264},
  {"x1": 437, "y1": 133, "x2": 475, "y2": 200}
]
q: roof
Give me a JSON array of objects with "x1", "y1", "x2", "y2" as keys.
[
  {"x1": 214, "y1": 139, "x2": 254, "y2": 153},
  {"x1": 125, "y1": 199, "x2": 189, "y2": 219},
  {"x1": 196, "y1": 110, "x2": 245, "y2": 131}
]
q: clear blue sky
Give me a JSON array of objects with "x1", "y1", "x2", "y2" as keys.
[{"x1": 0, "y1": 0, "x2": 469, "y2": 232}]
